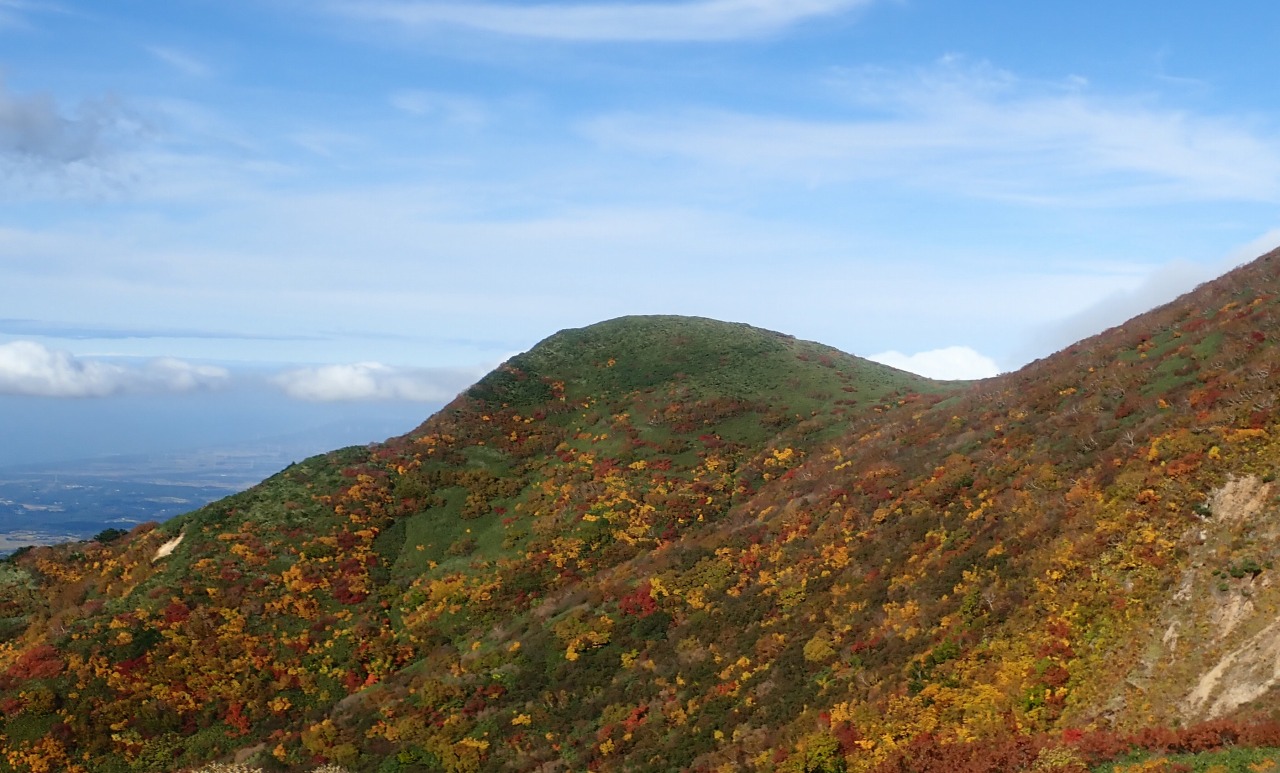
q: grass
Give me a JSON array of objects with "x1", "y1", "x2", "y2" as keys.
[
  {"x1": 1094, "y1": 746, "x2": 1280, "y2": 772},
  {"x1": 474, "y1": 315, "x2": 950, "y2": 413},
  {"x1": 1141, "y1": 354, "x2": 1200, "y2": 398},
  {"x1": 1191, "y1": 331, "x2": 1225, "y2": 360},
  {"x1": 391, "y1": 492, "x2": 500, "y2": 574}
]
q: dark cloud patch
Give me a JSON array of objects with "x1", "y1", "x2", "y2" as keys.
[{"x1": 0, "y1": 78, "x2": 140, "y2": 166}]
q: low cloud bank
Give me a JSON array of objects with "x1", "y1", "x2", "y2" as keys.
[
  {"x1": 0, "y1": 341, "x2": 229, "y2": 397},
  {"x1": 868, "y1": 346, "x2": 1000, "y2": 381},
  {"x1": 1023, "y1": 230, "x2": 1280, "y2": 362},
  {"x1": 1024, "y1": 261, "x2": 1211, "y2": 360},
  {"x1": 270, "y1": 362, "x2": 478, "y2": 402},
  {"x1": 0, "y1": 343, "x2": 482, "y2": 403}
]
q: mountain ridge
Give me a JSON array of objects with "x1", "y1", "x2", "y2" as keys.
[{"x1": 5, "y1": 255, "x2": 1280, "y2": 772}]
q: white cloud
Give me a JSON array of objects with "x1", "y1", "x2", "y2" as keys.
[
  {"x1": 868, "y1": 346, "x2": 1000, "y2": 381},
  {"x1": 147, "y1": 46, "x2": 212, "y2": 78},
  {"x1": 271, "y1": 362, "x2": 478, "y2": 402},
  {"x1": 582, "y1": 59, "x2": 1280, "y2": 204},
  {"x1": 0, "y1": 341, "x2": 229, "y2": 397},
  {"x1": 145, "y1": 357, "x2": 233, "y2": 392},
  {"x1": 330, "y1": 0, "x2": 874, "y2": 42}
]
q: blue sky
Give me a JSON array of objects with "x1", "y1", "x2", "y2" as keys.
[{"x1": 4, "y1": 0, "x2": 1280, "y2": 415}]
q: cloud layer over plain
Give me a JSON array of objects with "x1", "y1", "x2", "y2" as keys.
[
  {"x1": 0, "y1": 341, "x2": 230, "y2": 397},
  {"x1": 271, "y1": 362, "x2": 478, "y2": 402}
]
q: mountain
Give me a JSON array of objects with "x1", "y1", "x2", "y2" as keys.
[{"x1": 5, "y1": 262, "x2": 1280, "y2": 773}]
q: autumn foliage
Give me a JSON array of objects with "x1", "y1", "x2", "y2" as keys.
[{"x1": 5, "y1": 255, "x2": 1280, "y2": 771}]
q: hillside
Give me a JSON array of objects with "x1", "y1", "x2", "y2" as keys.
[
  {"x1": 5, "y1": 254, "x2": 1280, "y2": 773},
  {"x1": 0, "y1": 316, "x2": 944, "y2": 772}
]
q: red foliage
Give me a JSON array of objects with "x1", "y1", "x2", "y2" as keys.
[
  {"x1": 619, "y1": 582, "x2": 659, "y2": 617},
  {"x1": 832, "y1": 721, "x2": 862, "y2": 754},
  {"x1": 3, "y1": 644, "x2": 64, "y2": 683},
  {"x1": 331, "y1": 578, "x2": 368, "y2": 605},
  {"x1": 342, "y1": 671, "x2": 364, "y2": 692},
  {"x1": 163, "y1": 600, "x2": 191, "y2": 624},
  {"x1": 225, "y1": 701, "x2": 251, "y2": 735},
  {"x1": 1189, "y1": 387, "x2": 1223, "y2": 410},
  {"x1": 1040, "y1": 664, "x2": 1070, "y2": 688},
  {"x1": 850, "y1": 634, "x2": 884, "y2": 654},
  {"x1": 622, "y1": 705, "x2": 648, "y2": 733},
  {"x1": 1239, "y1": 719, "x2": 1280, "y2": 746},
  {"x1": 113, "y1": 656, "x2": 150, "y2": 679},
  {"x1": 872, "y1": 718, "x2": 1280, "y2": 773}
]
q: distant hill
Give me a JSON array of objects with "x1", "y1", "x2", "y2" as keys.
[{"x1": 7, "y1": 269, "x2": 1280, "y2": 773}]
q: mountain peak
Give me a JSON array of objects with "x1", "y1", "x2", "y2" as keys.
[{"x1": 466, "y1": 313, "x2": 938, "y2": 411}]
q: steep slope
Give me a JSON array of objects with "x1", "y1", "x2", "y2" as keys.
[{"x1": 8, "y1": 249, "x2": 1280, "y2": 773}]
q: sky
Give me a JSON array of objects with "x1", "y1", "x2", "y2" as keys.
[{"x1": 5, "y1": 0, "x2": 1280, "y2": 458}]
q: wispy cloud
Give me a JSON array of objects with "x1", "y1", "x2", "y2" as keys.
[
  {"x1": 0, "y1": 341, "x2": 229, "y2": 397},
  {"x1": 147, "y1": 46, "x2": 212, "y2": 77},
  {"x1": 868, "y1": 346, "x2": 1000, "y2": 381},
  {"x1": 389, "y1": 89, "x2": 488, "y2": 126},
  {"x1": 328, "y1": 0, "x2": 875, "y2": 42},
  {"x1": 271, "y1": 362, "x2": 479, "y2": 402},
  {"x1": 0, "y1": 0, "x2": 58, "y2": 30},
  {"x1": 0, "y1": 318, "x2": 322, "y2": 342},
  {"x1": 287, "y1": 130, "x2": 363, "y2": 158},
  {"x1": 582, "y1": 58, "x2": 1280, "y2": 204}
]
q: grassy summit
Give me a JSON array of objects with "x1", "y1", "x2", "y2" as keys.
[{"x1": 472, "y1": 315, "x2": 931, "y2": 406}]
